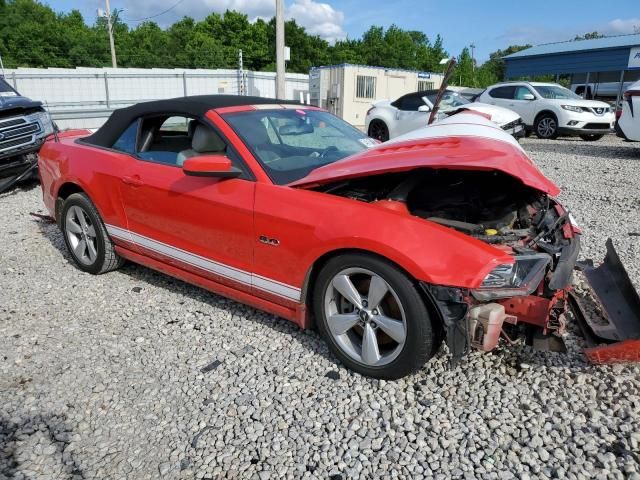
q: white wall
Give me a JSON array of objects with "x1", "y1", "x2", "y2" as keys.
[
  {"x1": 2, "y1": 67, "x2": 309, "y2": 129},
  {"x1": 310, "y1": 65, "x2": 443, "y2": 129}
]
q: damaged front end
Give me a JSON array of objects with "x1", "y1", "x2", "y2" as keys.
[
  {"x1": 0, "y1": 78, "x2": 56, "y2": 194},
  {"x1": 0, "y1": 152, "x2": 39, "y2": 194},
  {"x1": 316, "y1": 168, "x2": 585, "y2": 363}
]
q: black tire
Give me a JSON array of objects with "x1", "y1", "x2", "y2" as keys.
[
  {"x1": 313, "y1": 253, "x2": 435, "y2": 379},
  {"x1": 368, "y1": 120, "x2": 389, "y2": 142},
  {"x1": 60, "y1": 193, "x2": 124, "y2": 274},
  {"x1": 579, "y1": 134, "x2": 604, "y2": 141},
  {"x1": 534, "y1": 113, "x2": 559, "y2": 139}
]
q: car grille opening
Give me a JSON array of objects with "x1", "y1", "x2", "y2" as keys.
[
  {"x1": 0, "y1": 119, "x2": 41, "y2": 153},
  {"x1": 583, "y1": 123, "x2": 610, "y2": 130},
  {"x1": 0, "y1": 135, "x2": 34, "y2": 151},
  {"x1": 0, "y1": 118, "x2": 26, "y2": 129}
]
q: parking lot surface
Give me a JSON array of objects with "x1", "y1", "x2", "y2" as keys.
[{"x1": 1, "y1": 135, "x2": 640, "y2": 479}]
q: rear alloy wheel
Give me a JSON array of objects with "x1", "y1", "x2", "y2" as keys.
[
  {"x1": 368, "y1": 120, "x2": 389, "y2": 142},
  {"x1": 314, "y1": 254, "x2": 434, "y2": 379},
  {"x1": 61, "y1": 193, "x2": 124, "y2": 274},
  {"x1": 534, "y1": 114, "x2": 559, "y2": 139},
  {"x1": 579, "y1": 134, "x2": 604, "y2": 141}
]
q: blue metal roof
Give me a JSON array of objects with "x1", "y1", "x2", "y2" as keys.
[
  {"x1": 505, "y1": 47, "x2": 632, "y2": 77},
  {"x1": 505, "y1": 33, "x2": 640, "y2": 58}
]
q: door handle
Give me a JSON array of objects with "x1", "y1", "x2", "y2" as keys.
[{"x1": 122, "y1": 175, "x2": 144, "y2": 187}]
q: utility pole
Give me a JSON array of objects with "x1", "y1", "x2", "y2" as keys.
[
  {"x1": 470, "y1": 43, "x2": 476, "y2": 72},
  {"x1": 470, "y1": 43, "x2": 476, "y2": 87},
  {"x1": 238, "y1": 49, "x2": 245, "y2": 95},
  {"x1": 275, "y1": 0, "x2": 285, "y2": 99},
  {"x1": 105, "y1": 0, "x2": 118, "y2": 68}
]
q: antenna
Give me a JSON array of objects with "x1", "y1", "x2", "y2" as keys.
[{"x1": 45, "y1": 101, "x2": 59, "y2": 143}]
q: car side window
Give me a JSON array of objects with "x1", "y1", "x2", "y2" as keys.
[
  {"x1": 514, "y1": 86, "x2": 534, "y2": 100},
  {"x1": 489, "y1": 86, "x2": 516, "y2": 99},
  {"x1": 396, "y1": 95, "x2": 425, "y2": 111},
  {"x1": 112, "y1": 120, "x2": 139, "y2": 154},
  {"x1": 135, "y1": 115, "x2": 228, "y2": 167},
  {"x1": 131, "y1": 114, "x2": 252, "y2": 178},
  {"x1": 136, "y1": 115, "x2": 196, "y2": 165}
]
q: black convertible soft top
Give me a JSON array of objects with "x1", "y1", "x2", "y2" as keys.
[{"x1": 82, "y1": 95, "x2": 302, "y2": 148}]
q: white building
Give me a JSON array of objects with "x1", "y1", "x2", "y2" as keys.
[{"x1": 309, "y1": 64, "x2": 444, "y2": 129}]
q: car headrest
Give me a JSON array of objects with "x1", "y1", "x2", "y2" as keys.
[{"x1": 192, "y1": 125, "x2": 226, "y2": 153}]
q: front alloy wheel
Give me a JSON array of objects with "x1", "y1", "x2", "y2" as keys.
[
  {"x1": 314, "y1": 253, "x2": 436, "y2": 379},
  {"x1": 535, "y1": 114, "x2": 558, "y2": 139},
  {"x1": 324, "y1": 267, "x2": 407, "y2": 366}
]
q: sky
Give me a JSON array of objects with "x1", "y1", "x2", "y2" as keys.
[{"x1": 46, "y1": 0, "x2": 640, "y2": 63}]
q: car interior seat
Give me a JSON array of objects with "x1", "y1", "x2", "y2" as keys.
[{"x1": 176, "y1": 124, "x2": 227, "y2": 166}]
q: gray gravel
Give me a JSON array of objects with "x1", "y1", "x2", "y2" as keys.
[{"x1": 1, "y1": 134, "x2": 640, "y2": 479}]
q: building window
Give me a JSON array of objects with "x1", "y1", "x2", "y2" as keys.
[
  {"x1": 356, "y1": 75, "x2": 376, "y2": 99},
  {"x1": 418, "y1": 80, "x2": 434, "y2": 91}
]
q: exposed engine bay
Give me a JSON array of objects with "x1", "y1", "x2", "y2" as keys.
[
  {"x1": 315, "y1": 168, "x2": 581, "y2": 360},
  {"x1": 316, "y1": 168, "x2": 574, "y2": 255}
]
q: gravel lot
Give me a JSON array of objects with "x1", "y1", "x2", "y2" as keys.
[{"x1": 2, "y1": 135, "x2": 640, "y2": 479}]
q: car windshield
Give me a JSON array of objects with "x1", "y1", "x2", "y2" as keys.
[
  {"x1": 223, "y1": 109, "x2": 373, "y2": 184},
  {"x1": 533, "y1": 85, "x2": 581, "y2": 100},
  {"x1": 426, "y1": 91, "x2": 470, "y2": 111}
]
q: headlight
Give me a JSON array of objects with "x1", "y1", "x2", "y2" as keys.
[
  {"x1": 472, "y1": 254, "x2": 551, "y2": 301},
  {"x1": 27, "y1": 111, "x2": 53, "y2": 135},
  {"x1": 561, "y1": 105, "x2": 583, "y2": 113}
]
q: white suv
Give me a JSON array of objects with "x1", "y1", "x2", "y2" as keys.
[{"x1": 476, "y1": 82, "x2": 615, "y2": 141}]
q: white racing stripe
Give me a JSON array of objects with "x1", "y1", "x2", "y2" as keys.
[{"x1": 106, "y1": 224, "x2": 301, "y2": 302}]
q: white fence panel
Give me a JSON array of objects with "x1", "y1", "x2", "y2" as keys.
[{"x1": 2, "y1": 67, "x2": 309, "y2": 129}]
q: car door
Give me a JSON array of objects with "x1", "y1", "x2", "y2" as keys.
[
  {"x1": 118, "y1": 114, "x2": 256, "y2": 295},
  {"x1": 508, "y1": 86, "x2": 538, "y2": 125},
  {"x1": 392, "y1": 95, "x2": 430, "y2": 136}
]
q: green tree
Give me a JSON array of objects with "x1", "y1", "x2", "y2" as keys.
[
  {"x1": 574, "y1": 31, "x2": 604, "y2": 41},
  {"x1": 329, "y1": 38, "x2": 362, "y2": 64},
  {"x1": 476, "y1": 44, "x2": 531, "y2": 85},
  {"x1": 451, "y1": 47, "x2": 474, "y2": 86},
  {"x1": 265, "y1": 18, "x2": 330, "y2": 73}
]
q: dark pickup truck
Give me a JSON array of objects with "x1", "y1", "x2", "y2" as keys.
[{"x1": 0, "y1": 76, "x2": 55, "y2": 193}]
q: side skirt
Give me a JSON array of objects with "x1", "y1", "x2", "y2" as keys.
[{"x1": 114, "y1": 245, "x2": 307, "y2": 328}]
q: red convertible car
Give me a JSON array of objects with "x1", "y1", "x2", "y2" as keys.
[{"x1": 37, "y1": 95, "x2": 637, "y2": 378}]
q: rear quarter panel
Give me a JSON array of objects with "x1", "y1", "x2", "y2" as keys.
[{"x1": 38, "y1": 135, "x2": 130, "y2": 228}]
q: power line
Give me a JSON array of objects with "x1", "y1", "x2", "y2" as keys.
[{"x1": 122, "y1": 0, "x2": 187, "y2": 23}]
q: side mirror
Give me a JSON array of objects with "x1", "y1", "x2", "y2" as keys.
[
  {"x1": 522, "y1": 93, "x2": 535, "y2": 101},
  {"x1": 182, "y1": 155, "x2": 242, "y2": 178},
  {"x1": 418, "y1": 105, "x2": 431, "y2": 112}
]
